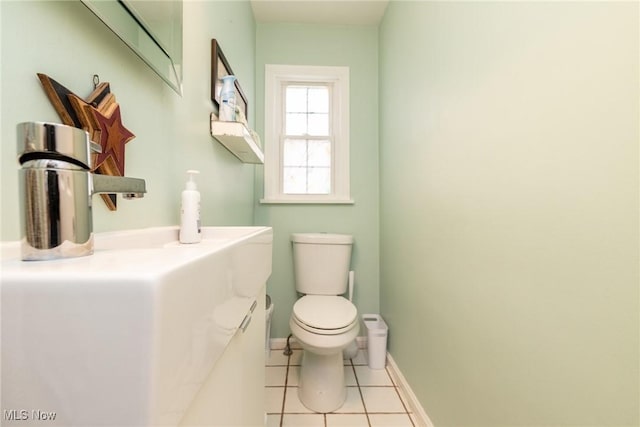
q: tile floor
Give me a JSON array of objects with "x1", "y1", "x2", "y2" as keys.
[{"x1": 266, "y1": 349, "x2": 417, "y2": 427}]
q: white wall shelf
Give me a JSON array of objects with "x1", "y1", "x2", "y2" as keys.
[{"x1": 210, "y1": 116, "x2": 264, "y2": 164}]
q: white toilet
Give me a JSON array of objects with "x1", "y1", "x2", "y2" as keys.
[{"x1": 289, "y1": 233, "x2": 359, "y2": 413}]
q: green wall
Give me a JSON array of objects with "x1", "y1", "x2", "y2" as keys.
[
  {"x1": 4, "y1": 2, "x2": 638, "y2": 424},
  {"x1": 254, "y1": 23, "x2": 380, "y2": 339},
  {"x1": 1, "y1": 1, "x2": 257, "y2": 240},
  {"x1": 379, "y1": 2, "x2": 639, "y2": 426}
]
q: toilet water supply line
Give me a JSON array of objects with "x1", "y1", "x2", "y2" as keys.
[{"x1": 283, "y1": 270, "x2": 356, "y2": 356}]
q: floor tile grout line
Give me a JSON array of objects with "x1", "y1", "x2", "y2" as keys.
[
  {"x1": 281, "y1": 411, "x2": 374, "y2": 415},
  {"x1": 350, "y1": 358, "x2": 372, "y2": 427},
  {"x1": 384, "y1": 364, "x2": 413, "y2": 415},
  {"x1": 357, "y1": 385, "x2": 397, "y2": 388},
  {"x1": 390, "y1": 381, "x2": 416, "y2": 427},
  {"x1": 362, "y1": 364, "x2": 413, "y2": 424},
  {"x1": 384, "y1": 365, "x2": 396, "y2": 386}
]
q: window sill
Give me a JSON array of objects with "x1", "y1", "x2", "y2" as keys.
[{"x1": 259, "y1": 198, "x2": 355, "y2": 205}]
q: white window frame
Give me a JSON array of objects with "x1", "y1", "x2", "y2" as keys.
[{"x1": 262, "y1": 64, "x2": 352, "y2": 204}]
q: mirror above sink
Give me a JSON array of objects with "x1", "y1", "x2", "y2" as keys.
[{"x1": 81, "y1": 0, "x2": 183, "y2": 95}]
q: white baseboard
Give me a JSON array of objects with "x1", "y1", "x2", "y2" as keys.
[
  {"x1": 269, "y1": 337, "x2": 297, "y2": 350},
  {"x1": 269, "y1": 337, "x2": 433, "y2": 426},
  {"x1": 386, "y1": 354, "x2": 434, "y2": 427}
]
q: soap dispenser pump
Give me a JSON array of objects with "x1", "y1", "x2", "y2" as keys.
[{"x1": 180, "y1": 170, "x2": 201, "y2": 244}]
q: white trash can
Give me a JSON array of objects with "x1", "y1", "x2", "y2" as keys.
[
  {"x1": 362, "y1": 314, "x2": 388, "y2": 369},
  {"x1": 265, "y1": 295, "x2": 274, "y2": 354}
]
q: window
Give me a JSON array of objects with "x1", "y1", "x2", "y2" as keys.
[{"x1": 263, "y1": 65, "x2": 351, "y2": 203}]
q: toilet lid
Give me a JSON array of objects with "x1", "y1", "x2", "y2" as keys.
[{"x1": 293, "y1": 296, "x2": 357, "y2": 330}]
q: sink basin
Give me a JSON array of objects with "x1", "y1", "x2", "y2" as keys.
[{"x1": 1, "y1": 226, "x2": 273, "y2": 426}]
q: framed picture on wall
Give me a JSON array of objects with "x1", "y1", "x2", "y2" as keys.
[{"x1": 211, "y1": 39, "x2": 248, "y2": 120}]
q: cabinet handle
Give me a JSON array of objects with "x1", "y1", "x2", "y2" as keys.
[
  {"x1": 249, "y1": 300, "x2": 258, "y2": 313},
  {"x1": 240, "y1": 315, "x2": 252, "y2": 333}
]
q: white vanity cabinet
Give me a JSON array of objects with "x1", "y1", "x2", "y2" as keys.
[
  {"x1": 180, "y1": 287, "x2": 266, "y2": 426},
  {"x1": 1, "y1": 226, "x2": 272, "y2": 427}
]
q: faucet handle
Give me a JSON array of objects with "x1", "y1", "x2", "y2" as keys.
[{"x1": 17, "y1": 122, "x2": 93, "y2": 169}]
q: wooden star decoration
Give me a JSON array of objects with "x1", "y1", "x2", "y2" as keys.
[
  {"x1": 93, "y1": 104, "x2": 134, "y2": 177},
  {"x1": 37, "y1": 73, "x2": 136, "y2": 211},
  {"x1": 68, "y1": 92, "x2": 136, "y2": 210},
  {"x1": 37, "y1": 73, "x2": 110, "y2": 127}
]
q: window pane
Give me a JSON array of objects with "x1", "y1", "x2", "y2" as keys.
[
  {"x1": 283, "y1": 167, "x2": 307, "y2": 194},
  {"x1": 308, "y1": 87, "x2": 329, "y2": 113},
  {"x1": 286, "y1": 87, "x2": 307, "y2": 113},
  {"x1": 285, "y1": 113, "x2": 307, "y2": 135},
  {"x1": 308, "y1": 140, "x2": 331, "y2": 167},
  {"x1": 308, "y1": 113, "x2": 329, "y2": 136},
  {"x1": 307, "y1": 167, "x2": 331, "y2": 194},
  {"x1": 265, "y1": 65, "x2": 349, "y2": 201},
  {"x1": 283, "y1": 139, "x2": 307, "y2": 166}
]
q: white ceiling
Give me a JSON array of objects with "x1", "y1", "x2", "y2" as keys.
[{"x1": 250, "y1": 0, "x2": 389, "y2": 26}]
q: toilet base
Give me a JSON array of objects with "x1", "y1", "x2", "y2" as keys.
[{"x1": 298, "y1": 350, "x2": 346, "y2": 413}]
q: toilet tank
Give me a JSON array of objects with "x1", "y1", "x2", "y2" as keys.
[{"x1": 291, "y1": 233, "x2": 353, "y2": 295}]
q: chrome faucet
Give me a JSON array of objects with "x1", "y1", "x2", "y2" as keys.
[{"x1": 17, "y1": 121, "x2": 147, "y2": 261}]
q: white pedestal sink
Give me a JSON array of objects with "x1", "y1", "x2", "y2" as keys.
[{"x1": 1, "y1": 226, "x2": 272, "y2": 426}]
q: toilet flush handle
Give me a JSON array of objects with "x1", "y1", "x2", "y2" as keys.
[{"x1": 348, "y1": 271, "x2": 355, "y2": 302}]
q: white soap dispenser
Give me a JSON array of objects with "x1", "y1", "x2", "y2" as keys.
[{"x1": 179, "y1": 170, "x2": 201, "y2": 244}]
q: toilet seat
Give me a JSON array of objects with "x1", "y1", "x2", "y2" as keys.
[{"x1": 292, "y1": 296, "x2": 358, "y2": 335}]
